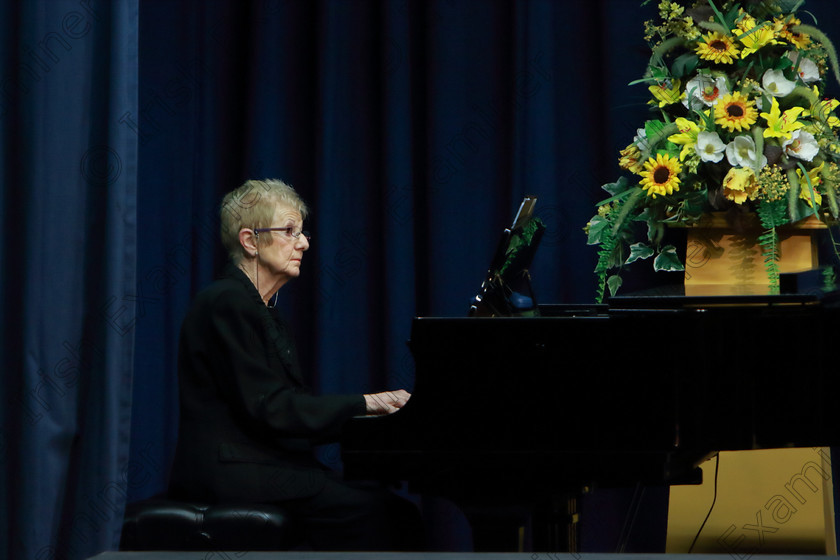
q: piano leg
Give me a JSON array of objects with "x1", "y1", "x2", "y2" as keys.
[
  {"x1": 461, "y1": 494, "x2": 579, "y2": 552},
  {"x1": 531, "y1": 493, "x2": 580, "y2": 552},
  {"x1": 462, "y1": 505, "x2": 530, "y2": 552}
]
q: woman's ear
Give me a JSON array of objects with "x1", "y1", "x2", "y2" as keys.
[{"x1": 239, "y1": 228, "x2": 258, "y2": 257}]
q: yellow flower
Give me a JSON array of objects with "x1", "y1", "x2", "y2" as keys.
[
  {"x1": 733, "y1": 15, "x2": 778, "y2": 57},
  {"x1": 722, "y1": 167, "x2": 759, "y2": 204},
  {"x1": 619, "y1": 144, "x2": 644, "y2": 174},
  {"x1": 821, "y1": 100, "x2": 840, "y2": 128},
  {"x1": 648, "y1": 79, "x2": 682, "y2": 107},
  {"x1": 757, "y1": 165, "x2": 790, "y2": 202},
  {"x1": 695, "y1": 32, "x2": 739, "y2": 64},
  {"x1": 797, "y1": 162, "x2": 824, "y2": 207},
  {"x1": 639, "y1": 153, "x2": 682, "y2": 198},
  {"x1": 667, "y1": 117, "x2": 701, "y2": 161},
  {"x1": 676, "y1": 16, "x2": 701, "y2": 41},
  {"x1": 761, "y1": 97, "x2": 805, "y2": 139},
  {"x1": 776, "y1": 16, "x2": 811, "y2": 49},
  {"x1": 714, "y1": 92, "x2": 758, "y2": 132},
  {"x1": 659, "y1": 0, "x2": 684, "y2": 20},
  {"x1": 803, "y1": 93, "x2": 840, "y2": 128}
]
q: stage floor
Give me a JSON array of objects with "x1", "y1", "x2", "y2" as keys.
[{"x1": 88, "y1": 554, "x2": 837, "y2": 560}]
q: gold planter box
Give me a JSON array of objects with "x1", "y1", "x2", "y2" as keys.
[{"x1": 683, "y1": 213, "x2": 825, "y2": 296}]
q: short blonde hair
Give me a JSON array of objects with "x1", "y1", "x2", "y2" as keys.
[{"x1": 220, "y1": 179, "x2": 309, "y2": 262}]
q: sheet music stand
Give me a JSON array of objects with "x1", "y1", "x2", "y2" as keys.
[{"x1": 469, "y1": 196, "x2": 545, "y2": 317}]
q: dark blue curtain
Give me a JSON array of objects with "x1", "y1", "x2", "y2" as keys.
[
  {"x1": 3, "y1": 0, "x2": 840, "y2": 558},
  {"x1": 0, "y1": 1, "x2": 138, "y2": 559}
]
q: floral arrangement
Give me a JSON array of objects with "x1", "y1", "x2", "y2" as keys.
[{"x1": 586, "y1": 0, "x2": 840, "y2": 302}]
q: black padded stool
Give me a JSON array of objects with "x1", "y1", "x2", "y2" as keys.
[{"x1": 120, "y1": 497, "x2": 303, "y2": 551}]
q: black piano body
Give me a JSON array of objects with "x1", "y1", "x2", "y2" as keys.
[{"x1": 341, "y1": 292, "x2": 840, "y2": 551}]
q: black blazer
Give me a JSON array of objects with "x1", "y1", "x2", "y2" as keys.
[{"x1": 168, "y1": 264, "x2": 365, "y2": 502}]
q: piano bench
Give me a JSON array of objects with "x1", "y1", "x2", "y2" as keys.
[{"x1": 119, "y1": 497, "x2": 303, "y2": 551}]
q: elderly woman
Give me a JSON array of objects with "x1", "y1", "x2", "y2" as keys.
[{"x1": 168, "y1": 179, "x2": 422, "y2": 551}]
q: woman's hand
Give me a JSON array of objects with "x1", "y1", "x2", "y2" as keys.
[{"x1": 363, "y1": 389, "x2": 411, "y2": 415}]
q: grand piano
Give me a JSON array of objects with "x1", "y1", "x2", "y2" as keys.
[{"x1": 340, "y1": 198, "x2": 840, "y2": 552}]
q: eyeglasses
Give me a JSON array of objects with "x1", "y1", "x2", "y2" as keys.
[{"x1": 254, "y1": 227, "x2": 311, "y2": 241}]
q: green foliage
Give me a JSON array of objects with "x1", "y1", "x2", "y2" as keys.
[
  {"x1": 499, "y1": 217, "x2": 545, "y2": 277},
  {"x1": 786, "y1": 167, "x2": 802, "y2": 222},
  {"x1": 670, "y1": 53, "x2": 700, "y2": 79},
  {"x1": 822, "y1": 266, "x2": 837, "y2": 292},
  {"x1": 823, "y1": 176, "x2": 840, "y2": 219},
  {"x1": 640, "y1": 122, "x2": 680, "y2": 161},
  {"x1": 705, "y1": 0, "x2": 740, "y2": 32},
  {"x1": 648, "y1": 36, "x2": 688, "y2": 74},
  {"x1": 607, "y1": 274, "x2": 623, "y2": 297},
  {"x1": 827, "y1": 226, "x2": 840, "y2": 279},
  {"x1": 757, "y1": 199, "x2": 791, "y2": 292},
  {"x1": 590, "y1": 189, "x2": 645, "y2": 302},
  {"x1": 796, "y1": 161, "x2": 820, "y2": 218},
  {"x1": 654, "y1": 245, "x2": 685, "y2": 272},
  {"x1": 626, "y1": 242, "x2": 654, "y2": 265},
  {"x1": 593, "y1": 216, "x2": 620, "y2": 304}
]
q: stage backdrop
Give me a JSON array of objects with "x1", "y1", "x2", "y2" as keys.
[
  {"x1": 1, "y1": 0, "x2": 839, "y2": 559},
  {"x1": 0, "y1": 1, "x2": 139, "y2": 559}
]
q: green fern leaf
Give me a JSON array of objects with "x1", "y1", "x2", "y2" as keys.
[{"x1": 756, "y1": 199, "x2": 790, "y2": 291}]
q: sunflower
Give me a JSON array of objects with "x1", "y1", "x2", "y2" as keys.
[
  {"x1": 714, "y1": 92, "x2": 758, "y2": 132},
  {"x1": 639, "y1": 153, "x2": 682, "y2": 198},
  {"x1": 776, "y1": 16, "x2": 811, "y2": 49},
  {"x1": 695, "y1": 32, "x2": 739, "y2": 64}
]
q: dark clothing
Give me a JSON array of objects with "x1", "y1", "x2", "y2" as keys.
[
  {"x1": 168, "y1": 264, "x2": 422, "y2": 550},
  {"x1": 169, "y1": 264, "x2": 365, "y2": 503},
  {"x1": 284, "y1": 472, "x2": 425, "y2": 551}
]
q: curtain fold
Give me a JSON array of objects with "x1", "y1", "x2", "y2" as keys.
[{"x1": 0, "y1": 1, "x2": 138, "y2": 559}]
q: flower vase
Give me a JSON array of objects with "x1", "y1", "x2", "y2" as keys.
[{"x1": 683, "y1": 212, "x2": 825, "y2": 296}]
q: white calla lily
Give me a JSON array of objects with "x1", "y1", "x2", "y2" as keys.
[
  {"x1": 695, "y1": 131, "x2": 726, "y2": 162},
  {"x1": 786, "y1": 52, "x2": 820, "y2": 83},
  {"x1": 762, "y1": 68, "x2": 796, "y2": 97},
  {"x1": 782, "y1": 129, "x2": 820, "y2": 161},
  {"x1": 725, "y1": 135, "x2": 768, "y2": 170}
]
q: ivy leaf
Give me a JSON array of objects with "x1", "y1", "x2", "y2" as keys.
[
  {"x1": 587, "y1": 215, "x2": 610, "y2": 245},
  {"x1": 626, "y1": 242, "x2": 654, "y2": 265},
  {"x1": 653, "y1": 245, "x2": 685, "y2": 272},
  {"x1": 607, "y1": 274, "x2": 623, "y2": 297},
  {"x1": 601, "y1": 175, "x2": 631, "y2": 197}
]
